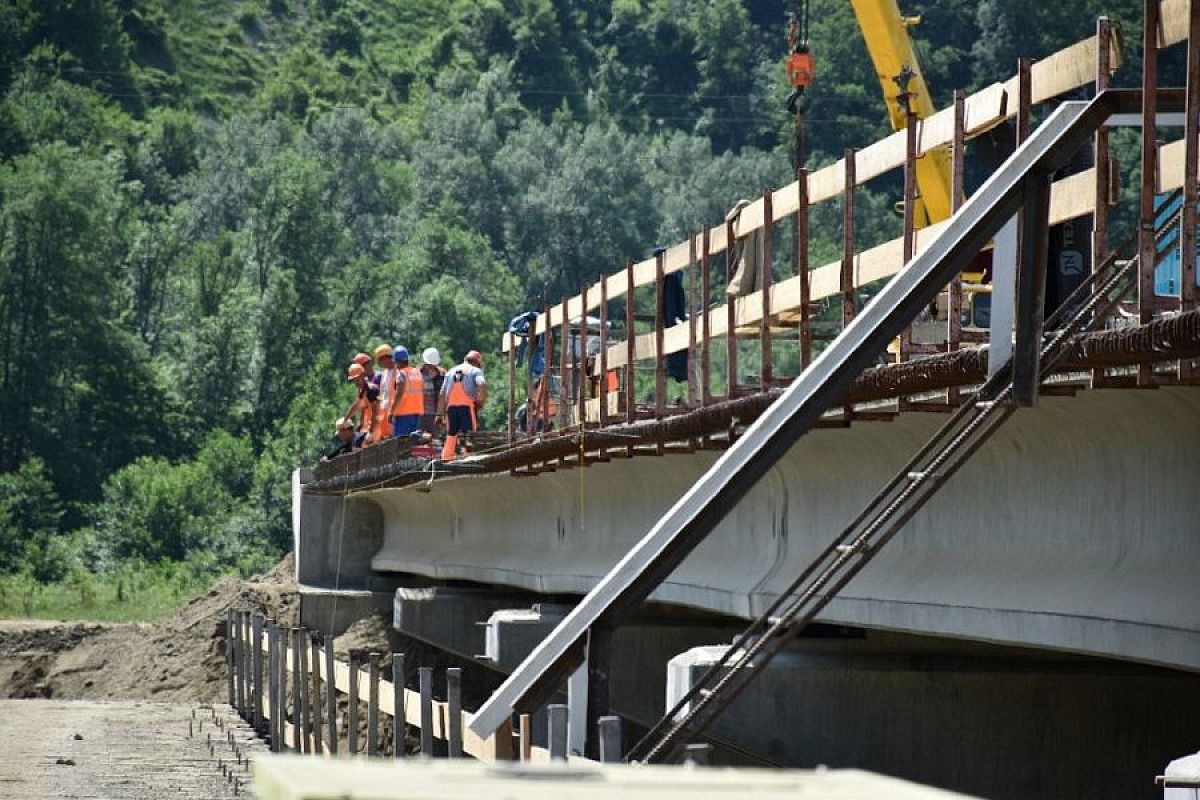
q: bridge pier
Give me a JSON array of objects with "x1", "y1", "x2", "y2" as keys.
[{"x1": 666, "y1": 630, "x2": 1200, "y2": 799}]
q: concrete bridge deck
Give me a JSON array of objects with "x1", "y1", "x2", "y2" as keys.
[{"x1": 299, "y1": 383, "x2": 1200, "y2": 672}]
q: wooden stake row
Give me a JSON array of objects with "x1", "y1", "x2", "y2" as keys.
[{"x1": 226, "y1": 610, "x2": 477, "y2": 761}]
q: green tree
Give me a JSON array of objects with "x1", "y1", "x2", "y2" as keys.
[{"x1": 0, "y1": 457, "x2": 63, "y2": 574}]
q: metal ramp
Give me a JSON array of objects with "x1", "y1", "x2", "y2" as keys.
[
  {"x1": 624, "y1": 226, "x2": 1146, "y2": 763},
  {"x1": 468, "y1": 89, "x2": 1163, "y2": 752}
]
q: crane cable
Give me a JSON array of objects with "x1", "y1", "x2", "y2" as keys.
[{"x1": 786, "y1": 0, "x2": 814, "y2": 170}]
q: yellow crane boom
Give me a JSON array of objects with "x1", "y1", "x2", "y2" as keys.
[{"x1": 849, "y1": 0, "x2": 954, "y2": 227}]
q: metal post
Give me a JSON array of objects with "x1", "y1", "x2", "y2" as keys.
[
  {"x1": 542, "y1": 302, "x2": 553, "y2": 435},
  {"x1": 310, "y1": 635, "x2": 323, "y2": 755},
  {"x1": 1013, "y1": 181, "x2": 1052, "y2": 407},
  {"x1": 841, "y1": 148, "x2": 857, "y2": 422},
  {"x1": 951, "y1": 88, "x2": 966, "y2": 209},
  {"x1": 1138, "y1": 0, "x2": 1160, "y2": 385},
  {"x1": 507, "y1": 333, "x2": 516, "y2": 444},
  {"x1": 559, "y1": 295, "x2": 570, "y2": 434},
  {"x1": 797, "y1": 169, "x2": 811, "y2": 368},
  {"x1": 1092, "y1": 17, "x2": 1113, "y2": 388},
  {"x1": 547, "y1": 704, "x2": 568, "y2": 761},
  {"x1": 347, "y1": 653, "x2": 359, "y2": 757},
  {"x1": 1180, "y1": 0, "x2": 1200, "y2": 381},
  {"x1": 367, "y1": 655, "x2": 379, "y2": 757},
  {"x1": 1017, "y1": 58, "x2": 1032, "y2": 146},
  {"x1": 900, "y1": 101, "x2": 917, "y2": 369},
  {"x1": 252, "y1": 614, "x2": 264, "y2": 733},
  {"x1": 324, "y1": 637, "x2": 337, "y2": 756},
  {"x1": 624, "y1": 261, "x2": 636, "y2": 428},
  {"x1": 687, "y1": 234, "x2": 698, "y2": 407},
  {"x1": 446, "y1": 668, "x2": 463, "y2": 758},
  {"x1": 760, "y1": 189, "x2": 773, "y2": 387},
  {"x1": 526, "y1": 314, "x2": 536, "y2": 439},
  {"x1": 654, "y1": 249, "x2": 666, "y2": 424},
  {"x1": 599, "y1": 276, "x2": 610, "y2": 431},
  {"x1": 579, "y1": 284, "x2": 589, "y2": 428},
  {"x1": 949, "y1": 89, "x2": 966, "y2": 404},
  {"x1": 700, "y1": 228, "x2": 712, "y2": 404},
  {"x1": 419, "y1": 666, "x2": 434, "y2": 756},
  {"x1": 291, "y1": 628, "x2": 302, "y2": 751},
  {"x1": 597, "y1": 716, "x2": 622, "y2": 763},
  {"x1": 841, "y1": 148, "x2": 856, "y2": 330},
  {"x1": 392, "y1": 653, "x2": 405, "y2": 759},
  {"x1": 725, "y1": 219, "x2": 738, "y2": 399}
]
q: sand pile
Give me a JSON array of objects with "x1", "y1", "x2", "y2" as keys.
[{"x1": 0, "y1": 555, "x2": 298, "y2": 702}]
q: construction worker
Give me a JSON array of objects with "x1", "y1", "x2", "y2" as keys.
[
  {"x1": 419, "y1": 347, "x2": 446, "y2": 434},
  {"x1": 437, "y1": 350, "x2": 487, "y2": 462},
  {"x1": 322, "y1": 417, "x2": 361, "y2": 461},
  {"x1": 372, "y1": 344, "x2": 396, "y2": 440},
  {"x1": 390, "y1": 346, "x2": 425, "y2": 439},
  {"x1": 345, "y1": 361, "x2": 379, "y2": 444}
]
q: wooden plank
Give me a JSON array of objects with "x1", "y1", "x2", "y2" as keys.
[
  {"x1": 999, "y1": 36, "x2": 1112, "y2": 107},
  {"x1": 1160, "y1": 0, "x2": 1190, "y2": 47},
  {"x1": 1157, "y1": 136, "x2": 1200, "y2": 191}
]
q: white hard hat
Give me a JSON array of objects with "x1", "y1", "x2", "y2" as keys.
[{"x1": 421, "y1": 347, "x2": 441, "y2": 366}]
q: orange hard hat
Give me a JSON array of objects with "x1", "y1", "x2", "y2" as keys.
[
  {"x1": 466, "y1": 350, "x2": 483, "y2": 367},
  {"x1": 373, "y1": 344, "x2": 392, "y2": 360},
  {"x1": 347, "y1": 363, "x2": 366, "y2": 381},
  {"x1": 353, "y1": 352, "x2": 371, "y2": 367}
]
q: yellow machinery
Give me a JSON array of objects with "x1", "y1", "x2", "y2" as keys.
[{"x1": 849, "y1": 0, "x2": 954, "y2": 229}]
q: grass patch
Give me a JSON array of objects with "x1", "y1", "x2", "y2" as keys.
[{"x1": 0, "y1": 564, "x2": 216, "y2": 624}]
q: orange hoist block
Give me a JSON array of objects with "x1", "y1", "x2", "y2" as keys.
[{"x1": 787, "y1": 50, "x2": 814, "y2": 88}]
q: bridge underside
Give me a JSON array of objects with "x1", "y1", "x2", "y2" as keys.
[{"x1": 338, "y1": 385, "x2": 1200, "y2": 672}]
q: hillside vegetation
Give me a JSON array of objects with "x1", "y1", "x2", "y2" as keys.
[{"x1": 0, "y1": 0, "x2": 1156, "y2": 611}]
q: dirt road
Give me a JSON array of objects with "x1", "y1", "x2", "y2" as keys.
[
  {"x1": 0, "y1": 699, "x2": 265, "y2": 799},
  {"x1": 0, "y1": 557, "x2": 303, "y2": 798}
]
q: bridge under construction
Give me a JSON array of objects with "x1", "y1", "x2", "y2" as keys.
[{"x1": 280, "y1": 4, "x2": 1200, "y2": 798}]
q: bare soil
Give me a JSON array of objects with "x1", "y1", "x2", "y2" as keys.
[{"x1": 0, "y1": 555, "x2": 299, "y2": 703}]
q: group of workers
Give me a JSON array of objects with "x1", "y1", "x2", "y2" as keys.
[{"x1": 326, "y1": 345, "x2": 488, "y2": 463}]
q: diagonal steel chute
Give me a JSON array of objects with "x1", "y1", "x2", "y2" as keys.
[{"x1": 468, "y1": 89, "x2": 1170, "y2": 745}]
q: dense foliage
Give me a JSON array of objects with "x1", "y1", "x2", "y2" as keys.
[{"x1": 0, "y1": 0, "x2": 1159, "y2": 591}]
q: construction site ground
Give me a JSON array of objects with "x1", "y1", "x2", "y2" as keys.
[{"x1": 0, "y1": 554, "x2": 396, "y2": 798}]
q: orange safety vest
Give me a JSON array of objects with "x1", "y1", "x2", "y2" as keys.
[
  {"x1": 356, "y1": 386, "x2": 376, "y2": 434},
  {"x1": 447, "y1": 370, "x2": 476, "y2": 408},
  {"x1": 395, "y1": 366, "x2": 424, "y2": 415}
]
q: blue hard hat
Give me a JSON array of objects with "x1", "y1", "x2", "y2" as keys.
[{"x1": 393, "y1": 345, "x2": 410, "y2": 361}]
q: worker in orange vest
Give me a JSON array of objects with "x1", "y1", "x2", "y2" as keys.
[
  {"x1": 372, "y1": 344, "x2": 395, "y2": 440},
  {"x1": 389, "y1": 346, "x2": 425, "y2": 439},
  {"x1": 437, "y1": 350, "x2": 487, "y2": 462},
  {"x1": 345, "y1": 360, "x2": 379, "y2": 444}
]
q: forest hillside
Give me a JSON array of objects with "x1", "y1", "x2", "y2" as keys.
[{"x1": 0, "y1": 0, "x2": 1159, "y2": 610}]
